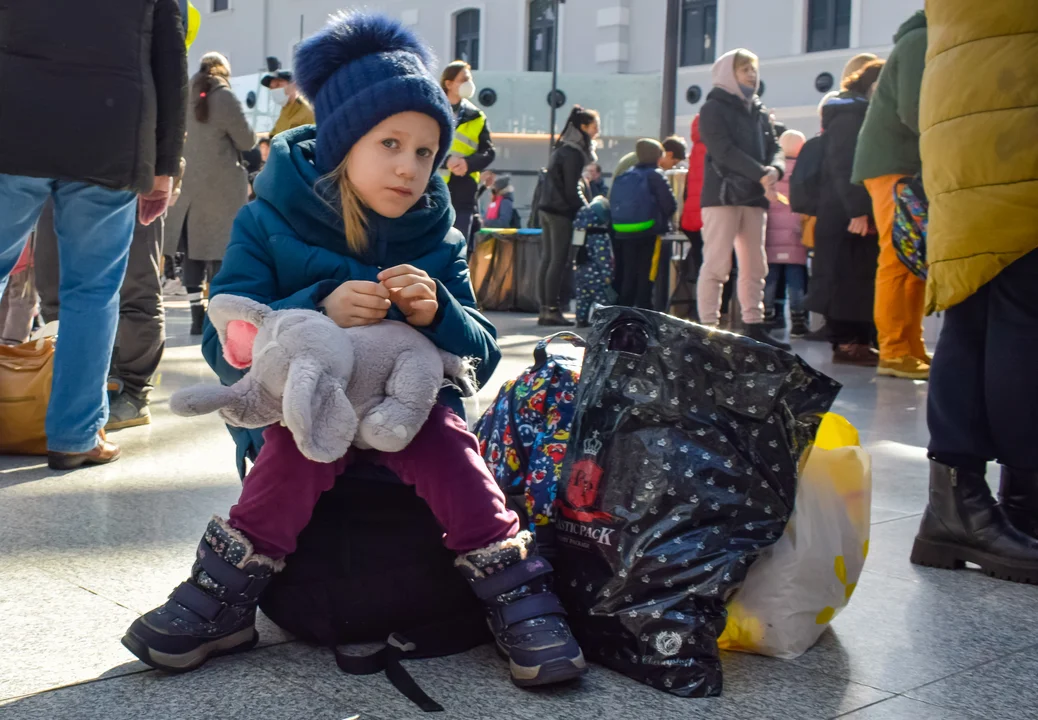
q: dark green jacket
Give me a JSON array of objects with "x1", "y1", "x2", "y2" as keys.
[{"x1": 851, "y1": 11, "x2": 927, "y2": 183}]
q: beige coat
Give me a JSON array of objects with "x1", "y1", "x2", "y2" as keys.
[{"x1": 164, "y1": 80, "x2": 256, "y2": 260}]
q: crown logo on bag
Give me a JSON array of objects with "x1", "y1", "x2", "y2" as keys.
[{"x1": 583, "y1": 430, "x2": 602, "y2": 457}]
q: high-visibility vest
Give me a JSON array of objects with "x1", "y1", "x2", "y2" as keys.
[
  {"x1": 180, "y1": 1, "x2": 201, "y2": 49},
  {"x1": 438, "y1": 110, "x2": 486, "y2": 184}
]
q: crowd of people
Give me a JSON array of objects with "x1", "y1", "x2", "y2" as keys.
[{"x1": 1, "y1": 0, "x2": 1037, "y2": 692}]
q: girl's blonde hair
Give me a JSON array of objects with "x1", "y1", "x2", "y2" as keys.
[
  {"x1": 733, "y1": 49, "x2": 759, "y2": 71},
  {"x1": 320, "y1": 153, "x2": 369, "y2": 255}
]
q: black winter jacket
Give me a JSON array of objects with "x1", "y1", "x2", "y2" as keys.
[
  {"x1": 804, "y1": 92, "x2": 879, "y2": 323},
  {"x1": 539, "y1": 144, "x2": 590, "y2": 220},
  {"x1": 698, "y1": 88, "x2": 784, "y2": 210},
  {"x1": 0, "y1": 0, "x2": 188, "y2": 194},
  {"x1": 444, "y1": 99, "x2": 495, "y2": 213}
]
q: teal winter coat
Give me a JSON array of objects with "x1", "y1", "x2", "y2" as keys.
[{"x1": 201, "y1": 125, "x2": 500, "y2": 474}]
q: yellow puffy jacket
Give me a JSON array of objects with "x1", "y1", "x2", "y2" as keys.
[{"x1": 920, "y1": 0, "x2": 1038, "y2": 313}]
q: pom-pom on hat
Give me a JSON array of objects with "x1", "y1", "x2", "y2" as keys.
[{"x1": 294, "y1": 11, "x2": 454, "y2": 175}]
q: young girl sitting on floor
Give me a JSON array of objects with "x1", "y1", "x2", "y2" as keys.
[{"x1": 121, "y1": 12, "x2": 585, "y2": 689}]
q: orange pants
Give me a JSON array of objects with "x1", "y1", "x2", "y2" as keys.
[{"x1": 865, "y1": 174, "x2": 927, "y2": 361}]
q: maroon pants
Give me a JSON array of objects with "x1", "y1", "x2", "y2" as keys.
[{"x1": 228, "y1": 405, "x2": 519, "y2": 559}]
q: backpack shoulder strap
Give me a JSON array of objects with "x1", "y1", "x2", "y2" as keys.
[{"x1": 334, "y1": 616, "x2": 490, "y2": 713}]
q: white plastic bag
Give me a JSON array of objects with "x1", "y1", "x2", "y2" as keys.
[{"x1": 718, "y1": 413, "x2": 871, "y2": 659}]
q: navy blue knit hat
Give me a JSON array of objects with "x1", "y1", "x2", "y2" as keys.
[{"x1": 294, "y1": 12, "x2": 454, "y2": 175}]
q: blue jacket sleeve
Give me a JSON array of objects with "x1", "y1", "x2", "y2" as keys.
[
  {"x1": 417, "y1": 240, "x2": 501, "y2": 388},
  {"x1": 201, "y1": 207, "x2": 341, "y2": 387},
  {"x1": 649, "y1": 169, "x2": 678, "y2": 228}
]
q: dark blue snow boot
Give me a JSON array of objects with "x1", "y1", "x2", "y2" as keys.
[
  {"x1": 456, "y1": 531, "x2": 586, "y2": 687},
  {"x1": 121, "y1": 516, "x2": 282, "y2": 672}
]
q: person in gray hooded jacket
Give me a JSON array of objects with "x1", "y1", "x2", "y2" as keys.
[{"x1": 696, "y1": 49, "x2": 787, "y2": 349}]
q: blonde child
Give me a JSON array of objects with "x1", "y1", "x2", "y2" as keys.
[{"x1": 121, "y1": 13, "x2": 585, "y2": 689}]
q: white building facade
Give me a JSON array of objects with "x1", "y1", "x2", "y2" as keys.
[{"x1": 192, "y1": 0, "x2": 923, "y2": 186}]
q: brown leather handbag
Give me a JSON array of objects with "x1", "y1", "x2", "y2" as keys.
[{"x1": 0, "y1": 336, "x2": 54, "y2": 455}]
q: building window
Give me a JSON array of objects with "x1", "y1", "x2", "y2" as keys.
[
  {"x1": 211, "y1": 0, "x2": 229, "y2": 12},
  {"x1": 680, "y1": 0, "x2": 717, "y2": 67},
  {"x1": 454, "y1": 9, "x2": 480, "y2": 70},
  {"x1": 527, "y1": 0, "x2": 556, "y2": 72},
  {"x1": 807, "y1": 0, "x2": 851, "y2": 52}
]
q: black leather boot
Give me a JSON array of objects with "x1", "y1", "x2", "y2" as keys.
[
  {"x1": 910, "y1": 461, "x2": 1038, "y2": 584},
  {"x1": 999, "y1": 466, "x2": 1038, "y2": 540},
  {"x1": 742, "y1": 323, "x2": 791, "y2": 351},
  {"x1": 190, "y1": 304, "x2": 205, "y2": 336},
  {"x1": 538, "y1": 307, "x2": 575, "y2": 327}
]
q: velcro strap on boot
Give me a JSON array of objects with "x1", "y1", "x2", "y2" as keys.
[
  {"x1": 498, "y1": 592, "x2": 567, "y2": 628},
  {"x1": 471, "y1": 556, "x2": 553, "y2": 601},
  {"x1": 171, "y1": 582, "x2": 224, "y2": 622},
  {"x1": 196, "y1": 542, "x2": 272, "y2": 599}
]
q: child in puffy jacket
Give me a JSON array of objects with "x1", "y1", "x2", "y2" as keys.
[
  {"x1": 483, "y1": 174, "x2": 519, "y2": 229},
  {"x1": 764, "y1": 130, "x2": 808, "y2": 337},
  {"x1": 120, "y1": 12, "x2": 586, "y2": 690}
]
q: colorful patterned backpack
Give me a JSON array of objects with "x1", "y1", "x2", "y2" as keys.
[
  {"x1": 475, "y1": 333, "x2": 585, "y2": 537},
  {"x1": 893, "y1": 174, "x2": 928, "y2": 280}
]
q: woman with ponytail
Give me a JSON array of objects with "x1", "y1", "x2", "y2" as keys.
[
  {"x1": 165, "y1": 52, "x2": 257, "y2": 335},
  {"x1": 536, "y1": 105, "x2": 600, "y2": 326}
]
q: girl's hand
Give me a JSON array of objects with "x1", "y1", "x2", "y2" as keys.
[
  {"x1": 848, "y1": 216, "x2": 870, "y2": 236},
  {"x1": 378, "y1": 265, "x2": 439, "y2": 328},
  {"x1": 320, "y1": 280, "x2": 391, "y2": 328}
]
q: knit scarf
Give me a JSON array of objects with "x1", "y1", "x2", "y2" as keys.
[{"x1": 559, "y1": 124, "x2": 597, "y2": 164}]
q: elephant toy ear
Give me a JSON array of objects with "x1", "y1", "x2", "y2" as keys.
[{"x1": 206, "y1": 295, "x2": 272, "y2": 369}]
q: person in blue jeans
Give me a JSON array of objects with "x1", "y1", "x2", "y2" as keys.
[{"x1": 0, "y1": 0, "x2": 187, "y2": 469}]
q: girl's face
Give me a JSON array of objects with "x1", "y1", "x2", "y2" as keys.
[
  {"x1": 735, "y1": 61, "x2": 759, "y2": 89},
  {"x1": 345, "y1": 112, "x2": 440, "y2": 218},
  {"x1": 581, "y1": 118, "x2": 600, "y2": 139}
]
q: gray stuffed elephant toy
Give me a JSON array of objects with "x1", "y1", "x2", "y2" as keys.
[{"x1": 170, "y1": 294, "x2": 475, "y2": 463}]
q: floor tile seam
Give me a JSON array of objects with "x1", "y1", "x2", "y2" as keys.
[
  {"x1": 828, "y1": 693, "x2": 988, "y2": 720},
  {"x1": 238, "y1": 648, "x2": 370, "y2": 711},
  {"x1": 784, "y1": 660, "x2": 898, "y2": 696},
  {"x1": 869, "y1": 511, "x2": 922, "y2": 527},
  {"x1": 898, "y1": 639, "x2": 1038, "y2": 699},
  {"x1": 0, "y1": 665, "x2": 155, "y2": 704},
  {"x1": 32, "y1": 564, "x2": 143, "y2": 616},
  {"x1": 801, "y1": 636, "x2": 1038, "y2": 699},
  {"x1": 826, "y1": 694, "x2": 897, "y2": 719},
  {"x1": 238, "y1": 645, "x2": 529, "y2": 720}
]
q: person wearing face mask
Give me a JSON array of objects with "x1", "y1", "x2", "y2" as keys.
[
  {"x1": 696, "y1": 48, "x2": 788, "y2": 350},
  {"x1": 439, "y1": 61, "x2": 496, "y2": 250},
  {"x1": 262, "y1": 69, "x2": 315, "y2": 138}
]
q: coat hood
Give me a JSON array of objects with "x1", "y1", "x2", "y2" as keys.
[
  {"x1": 253, "y1": 125, "x2": 456, "y2": 264},
  {"x1": 894, "y1": 10, "x2": 927, "y2": 42},
  {"x1": 712, "y1": 49, "x2": 758, "y2": 104},
  {"x1": 821, "y1": 91, "x2": 869, "y2": 131}
]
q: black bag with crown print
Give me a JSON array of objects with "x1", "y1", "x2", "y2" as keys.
[{"x1": 554, "y1": 307, "x2": 840, "y2": 697}]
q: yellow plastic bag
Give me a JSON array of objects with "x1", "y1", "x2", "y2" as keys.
[{"x1": 718, "y1": 413, "x2": 871, "y2": 659}]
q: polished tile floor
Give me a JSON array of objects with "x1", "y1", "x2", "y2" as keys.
[{"x1": 1, "y1": 306, "x2": 1035, "y2": 720}]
